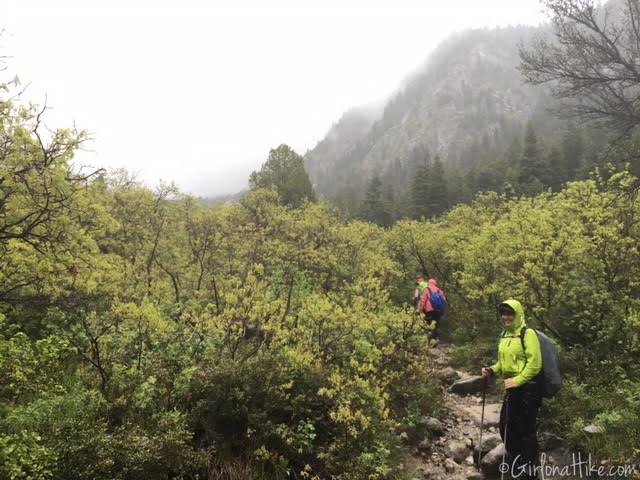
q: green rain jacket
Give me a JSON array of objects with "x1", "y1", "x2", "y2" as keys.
[{"x1": 490, "y1": 299, "x2": 542, "y2": 387}]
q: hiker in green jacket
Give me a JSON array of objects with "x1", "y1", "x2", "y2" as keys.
[
  {"x1": 481, "y1": 299, "x2": 542, "y2": 480},
  {"x1": 413, "y1": 277, "x2": 428, "y2": 311}
]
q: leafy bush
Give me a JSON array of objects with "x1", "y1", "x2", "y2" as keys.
[{"x1": 2, "y1": 76, "x2": 640, "y2": 475}]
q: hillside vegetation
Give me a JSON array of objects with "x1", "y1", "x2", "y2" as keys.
[
  {"x1": 2, "y1": 79, "x2": 638, "y2": 476},
  {"x1": 3, "y1": 0, "x2": 640, "y2": 477}
]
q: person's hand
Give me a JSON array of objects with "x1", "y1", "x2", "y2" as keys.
[
  {"x1": 481, "y1": 367, "x2": 492, "y2": 378},
  {"x1": 504, "y1": 378, "x2": 517, "y2": 389}
]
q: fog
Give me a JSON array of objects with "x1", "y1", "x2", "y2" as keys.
[{"x1": 4, "y1": 0, "x2": 546, "y2": 196}]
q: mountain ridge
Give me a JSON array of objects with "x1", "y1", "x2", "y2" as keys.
[{"x1": 303, "y1": 25, "x2": 561, "y2": 203}]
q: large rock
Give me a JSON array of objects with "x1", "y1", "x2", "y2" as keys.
[
  {"x1": 450, "y1": 376, "x2": 487, "y2": 395},
  {"x1": 422, "y1": 416, "x2": 445, "y2": 436},
  {"x1": 436, "y1": 366, "x2": 460, "y2": 385},
  {"x1": 481, "y1": 443, "x2": 506, "y2": 472},
  {"x1": 448, "y1": 440, "x2": 471, "y2": 463},
  {"x1": 474, "y1": 432, "x2": 502, "y2": 454},
  {"x1": 583, "y1": 424, "x2": 605, "y2": 434}
]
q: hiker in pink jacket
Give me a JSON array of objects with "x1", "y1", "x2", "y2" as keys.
[{"x1": 419, "y1": 278, "x2": 447, "y2": 339}]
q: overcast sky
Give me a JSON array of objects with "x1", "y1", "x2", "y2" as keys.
[{"x1": 4, "y1": 0, "x2": 547, "y2": 197}]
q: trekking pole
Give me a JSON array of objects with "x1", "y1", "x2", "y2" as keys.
[
  {"x1": 501, "y1": 390, "x2": 510, "y2": 480},
  {"x1": 477, "y1": 366, "x2": 489, "y2": 470}
]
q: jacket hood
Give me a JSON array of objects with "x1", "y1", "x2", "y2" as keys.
[
  {"x1": 428, "y1": 278, "x2": 438, "y2": 288},
  {"x1": 499, "y1": 299, "x2": 525, "y2": 333}
]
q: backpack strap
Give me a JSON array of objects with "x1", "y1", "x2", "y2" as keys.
[
  {"x1": 519, "y1": 326, "x2": 544, "y2": 388},
  {"x1": 520, "y1": 326, "x2": 527, "y2": 350}
]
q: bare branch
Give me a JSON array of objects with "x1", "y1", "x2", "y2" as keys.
[{"x1": 520, "y1": 0, "x2": 640, "y2": 133}]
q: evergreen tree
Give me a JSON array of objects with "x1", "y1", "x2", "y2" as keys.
[
  {"x1": 446, "y1": 167, "x2": 466, "y2": 207},
  {"x1": 249, "y1": 144, "x2": 316, "y2": 207},
  {"x1": 579, "y1": 135, "x2": 604, "y2": 179},
  {"x1": 424, "y1": 156, "x2": 448, "y2": 217},
  {"x1": 518, "y1": 122, "x2": 548, "y2": 195},
  {"x1": 459, "y1": 139, "x2": 483, "y2": 169},
  {"x1": 560, "y1": 123, "x2": 584, "y2": 183},
  {"x1": 395, "y1": 186, "x2": 414, "y2": 223},
  {"x1": 504, "y1": 134, "x2": 522, "y2": 165},
  {"x1": 361, "y1": 175, "x2": 385, "y2": 225},
  {"x1": 545, "y1": 143, "x2": 564, "y2": 191},
  {"x1": 334, "y1": 184, "x2": 360, "y2": 219},
  {"x1": 380, "y1": 183, "x2": 396, "y2": 227},
  {"x1": 467, "y1": 162, "x2": 502, "y2": 194},
  {"x1": 410, "y1": 161, "x2": 430, "y2": 219}
]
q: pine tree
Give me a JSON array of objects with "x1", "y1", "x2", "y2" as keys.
[
  {"x1": 424, "y1": 156, "x2": 448, "y2": 217},
  {"x1": 544, "y1": 143, "x2": 563, "y2": 191},
  {"x1": 446, "y1": 167, "x2": 466, "y2": 207},
  {"x1": 469, "y1": 165, "x2": 494, "y2": 194},
  {"x1": 505, "y1": 134, "x2": 522, "y2": 165},
  {"x1": 410, "y1": 161, "x2": 430, "y2": 219},
  {"x1": 560, "y1": 123, "x2": 584, "y2": 183},
  {"x1": 518, "y1": 122, "x2": 548, "y2": 195},
  {"x1": 381, "y1": 183, "x2": 396, "y2": 227},
  {"x1": 361, "y1": 175, "x2": 385, "y2": 225}
]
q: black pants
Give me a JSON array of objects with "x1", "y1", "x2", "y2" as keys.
[
  {"x1": 499, "y1": 382, "x2": 541, "y2": 480},
  {"x1": 425, "y1": 311, "x2": 442, "y2": 339}
]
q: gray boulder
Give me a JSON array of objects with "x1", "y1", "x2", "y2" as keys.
[
  {"x1": 422, "y1": 416, "x2": 445, "y2": 436},
  {"x1": 474, "y1": 432, "x2": 502, "y2": 454},
  {"x1": 436, "y1": 366, "x2": 460, "y2": 385},
  {"x1": 481, "y1": 443, "x2": 506, "y2": 472},
  {"x1": 450, "y1": 376, "x2": 486, "y2": 395},
  {"x1": 583, "y1": 424, "x2": 605, "y2": 434}
]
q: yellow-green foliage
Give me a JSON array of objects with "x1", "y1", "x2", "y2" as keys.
[
  {"x1": 0, "y1": 95, "x2": 440, "y2": 479},
  {"x1": 2, "y1": 80, "x2": 639, "y2": 479}
]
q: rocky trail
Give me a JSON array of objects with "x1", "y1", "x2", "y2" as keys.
[{"x1": 403, "y1": 343, "x2": 582, "y2": 480}]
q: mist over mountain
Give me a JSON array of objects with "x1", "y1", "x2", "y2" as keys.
[{"x1": 304, "y1": 25, "x2": 563, "y2": 205}]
